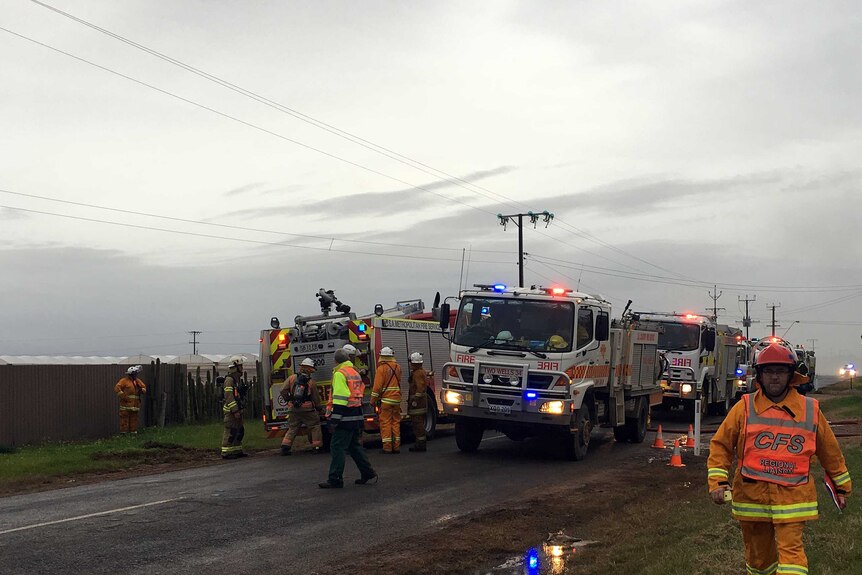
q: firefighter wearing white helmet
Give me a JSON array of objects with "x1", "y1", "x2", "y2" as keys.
[
  {"x1": 408, "y1": 352, "x2": 429, "y2": 452},
  {"x1": 372, "y1": 346, "x2": 402, "y2": 453},
  {"x1": 114, "y1": 365, "x2": 146, "y2": 434},
  {"x1": 280, "y1": 357, "x2": 324, "y2": 455},
  {"x1": 343, "y1": 343, "x2": 370, "y2": 386},
  {"x1": 221, "y1": 355, "x2": 248, "y2": 459}
]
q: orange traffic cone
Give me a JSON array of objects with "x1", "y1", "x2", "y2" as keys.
[
  {"x1": 668, "y1": 438, "x2": 686, "y2": 467},
  {"x1": 651, "y1": 425, "x2": 666, "y2": 449},
  {"x1": 685, "y1": 424, "x2": 696, "y2": 448}
]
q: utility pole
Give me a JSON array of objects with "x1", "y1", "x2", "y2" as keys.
[
  {"x1": 498, "y1": 210, "x2": 554, "y2": 287},
  {"x1": 739, "y1": 294, "x2": 756, "y2": 342},
  {"x1": 707, "y1": 285, "x2": 725, "y2": 321},
  {"x1": 188, "y1": 330, "x2": 202, "y2": 355},
  {"x1": 766, "y1": 303, "x2": 781, "y2": 337}
]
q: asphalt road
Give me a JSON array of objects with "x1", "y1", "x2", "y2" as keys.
[{"x1": 0, "y1": 426, "x2": 650, "y2": 575}]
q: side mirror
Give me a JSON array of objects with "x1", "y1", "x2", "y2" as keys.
[
  {"x1": 595, "y1": 312, "x2": 610, "y2": 342},
  {"x1": 703, "y1": 329, "x2": 716, "y2": 352},
  {"x1": 439, "y1": 303, "x2": 451, "y2": 331}
]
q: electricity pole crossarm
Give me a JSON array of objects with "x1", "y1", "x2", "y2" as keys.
[
  {"x1": 498, "y1": 210, "x2": 554, "y2": 288},
  {"x1": 188, "y1": 331, "x2": 202, "y2": 355}
]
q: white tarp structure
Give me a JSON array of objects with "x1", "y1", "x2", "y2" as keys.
[{"x1": 0, "y1": 355, "x2": 124, "y2": 365}]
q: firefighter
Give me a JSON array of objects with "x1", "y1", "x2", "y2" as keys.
[
  {"x1": 280, "y1": 358, "x2": 324, "y2": 456},
  {"x1": 221, "y1": 355, "x2": 248, "y2": 459},
  {"x1": 407, "y1": 352, "x2": 428, "y2": 452},
  {"x1": 707, "y1": 342, "x2": 851, "y2": 575},
  {"x1": 320, "y1": 349, "x2": 376, "y2": 488},
  {"x1": 371, "y1": 346, "x2": 402, "y2": 454},
  {"x1": 343, "y1": 343, "x2": 371, "y2": 387},
  {"x1": 115, "y1": 365, "x2": 147, "y2": 434}
]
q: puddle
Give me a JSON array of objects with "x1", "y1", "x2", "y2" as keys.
[{"x1": 475, "y1": 531, "x2": 596, "y2": 575}]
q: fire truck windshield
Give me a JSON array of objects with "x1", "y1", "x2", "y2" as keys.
[
  {"x1": 453, "y1": 297, "x2": 575, "y2": 353},
  {"x1": 656, "y1": 322, "x2": 700, "y2": 352}
]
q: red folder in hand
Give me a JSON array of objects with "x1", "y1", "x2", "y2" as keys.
[{"x1": 823, "y1": 475, "x2": 843, "y2": 513}]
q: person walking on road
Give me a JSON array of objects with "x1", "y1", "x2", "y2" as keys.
[
  {"x1": 371, "y1": 346, "x2": 402, "y2": 454},
  {"x1": 115, "y1": 365, "x2": 146, "y2": 434},
  {"x1": 221, "y1": 355, "x2": 248, "y2": 460},
  {"x1": 280, "y1": 357, "x2": 324, "y2": 455},
  {"x1": 320, "y1": 349, "x2": 376, "y2": 488},
  {"x1": 407, "y1": 352, "x2": 429, "y2": 452},
  {"x1": 707, "y1": 342, "x2": 851, "y2": 575}
]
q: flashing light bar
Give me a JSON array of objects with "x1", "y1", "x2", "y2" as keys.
[
  {"x1": 551, "y1": 287, "x2": 566, "y2": 295},
  {"x1": 684, "y1": 314, "x2": 699, "y2": 320},
  {"x1": 493, "y1": 283, "x2": 507, "y2": 292}
]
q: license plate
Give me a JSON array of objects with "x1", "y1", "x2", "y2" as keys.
[
  {"x1": 483, "y1": 367, "x2": 522, "y2": 378},
  {"x1": 488, "y1": 404, "x2": 511, "y2": 415}
]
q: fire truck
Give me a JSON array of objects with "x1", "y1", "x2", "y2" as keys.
[
  {"x1": 258, "y1": 289, "x2": 453, "y2": 445},
  {"x1": 631, "y1": 312, "x2": 744, "y2": 415},
  {"x1": 438, "y1": 284, "x2": 663, "y2": 461}
]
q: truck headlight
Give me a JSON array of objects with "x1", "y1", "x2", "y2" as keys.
[
  {"x1": 681, "y1": 384, "x2": 693, "y2": 394},
  {"x1": 540, "y1": 400, "x2": 564, "y2": 414},
  {"x1": 736, "y1": 379, "x2": 746, "y2": 388},
  {"x1": 445, "y1": 391, "x2": 464, "y2": 405}
]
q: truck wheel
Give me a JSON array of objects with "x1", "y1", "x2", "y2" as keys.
[
  {"x1": 625, "y1": 397, "x2": 649, "y2": 443},
  {"x1": 564, "y1": 404, "x2": 592, "y2": 461},
  {"x1": 613, "y1": 425, "x2": 631, "y2": 443},
  {"x1": 455, "y1": 417, "x2": 483, "y2": 452},
  {"x1": 425, "y1": 390, "x2": 438, "y2": 439}
]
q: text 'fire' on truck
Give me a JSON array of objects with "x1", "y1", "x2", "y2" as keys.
[
  {"x1": 257, "y1": 289, "x2": 457, "y2": 446},
  {"x1": 630, "y1": 312, "x2": 744, "y2": 415},
  {"x1": 437, "y1": 284, "x2": 664, "y2": 461}
]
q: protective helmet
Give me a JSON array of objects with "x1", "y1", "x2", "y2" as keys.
[
  {"x1": 342, "y1": 344, "x2": 358, "y2": 355},
  {"x1": 754, "y1": 342, "x2": 797, "y2": 368},
  {"x1": 379, "y1": 346, "x2": 394, "y2": 357},
  {"x1": 548, "y1": 335, "x2": 567, "y2": 349},
  {"x1": 300, "y1": 357, "x2": 317, "y2": 370},
  {"x1": 495, "y1": 331, "x2": 514, "y2": 342},
  {"x1": 410, "y1": 352, "x2": 423, "y2": 364},
  {"x1": 228, "y1": 355, "x2": 246, "y2": 369},
  {"x1": 126, "y1": 365, "x2": 141, "y2": 375}
]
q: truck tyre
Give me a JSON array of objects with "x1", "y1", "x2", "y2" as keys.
[
  {"x1": 455, "y1": 417, "x2": 483, "y2": 452},
  {"x1": 425, "y1": 390, "x2": 438, "y2": 439},
  {"x1": 564, "y1": 404, "x2": 592, "y2": 461},
  {"x1": 625, "y1": 397, "x2": 649, "y2": 443},
  {"x1": 613, "y1": 424, "x2": 631, "y2": 443}
]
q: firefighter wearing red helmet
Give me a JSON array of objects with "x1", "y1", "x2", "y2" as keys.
[{"x1": 707, "y1": 342, "x2": 851, "y2": 575}]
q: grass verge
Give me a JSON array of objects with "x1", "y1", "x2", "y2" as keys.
[{"x1": 0, "y1": 422, "x2": 278, "y2": 496}]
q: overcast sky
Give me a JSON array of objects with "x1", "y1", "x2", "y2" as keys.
[{"x1": 1, "y1": 1, "x2": 860, "y2": 371}]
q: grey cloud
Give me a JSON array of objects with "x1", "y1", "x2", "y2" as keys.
[
  {"x1": 231, "y1": 165, "x2": 517, "y2": 220},
  {"x1": 223, "y1": 183, "x2": 265, "y2": 197}
]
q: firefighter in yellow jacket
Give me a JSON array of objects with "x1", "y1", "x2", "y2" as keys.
[
  {"x1": 221, "y1": 355, "x2": 248, "y2": 459},
  {"x1": 408, "y1": 352, "x2": 429, "y2": 452},
  {"x1": 115, "y1": 365, "x2": 146, "y2": 434},
  {"x1": 280, "y1": 357, "x2": 324, "y2": 456},
  {"x1": 708, "y1": 342, "x2": 851, "y2": 575},
  {"x1": 371, "y1": 347, "x2": 402, "y2": 454}
]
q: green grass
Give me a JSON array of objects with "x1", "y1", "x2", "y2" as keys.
[
  {"x1": 0, "y1": 422, "x2": 277, "y2": 489},
  {"x1": 820, "y1": 394, "x2": 862, "y2": 420}
]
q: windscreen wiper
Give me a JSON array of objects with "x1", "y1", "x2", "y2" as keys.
[{"x1": 527, "y1": 350, "x2": 548, "y2": 359}]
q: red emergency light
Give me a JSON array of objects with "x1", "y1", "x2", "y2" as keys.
[{"x1": 551, "y1": 287, "x2": 566, "y2": 295}]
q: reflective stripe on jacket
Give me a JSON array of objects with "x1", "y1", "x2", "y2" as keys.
[
  {"x1": 222, "y1": 372, "x2": 242, "y2": 414},
  {"x1": 326, "y1": 361, "x2": 364, "y2": 429},
  {"x1": 114, "y1": 376, "x2": 146, "y2": 411},
  {"x1": 408, "y1": 367, "x2": 429, "y2": 414},
  {"x1": 372, "y1": 360, "x2": 402, "y2": 406},
  {"x1": 707, "y1": 388, "x2": 852, "y2": 523}
]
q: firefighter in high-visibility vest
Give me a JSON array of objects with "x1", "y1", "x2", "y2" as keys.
[
  {"x1": 221, "y1": 355, "x2": 248, "y2": 459},
  {"x1": 708, "y1": 342, "x2": 851, "y2": 575},
  {"x1": 319, "y1": 349, "x2": 376, "y2": 488},
  {"x1": 371, "y1": 346, "x2": 402, "y2": 454},
  {"x1": 407, "y1": 352, "x2": 429, "y2": 452},
  {"x1": 280, "y1": 357, "x2": 324, "y2": 455},
  {"x1": 115, "y1": 365, "x2": 146, "y2": 434}
]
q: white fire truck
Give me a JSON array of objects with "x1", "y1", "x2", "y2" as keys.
[
  {"x1": 631, "y1": 312, "x2": 744, "y2": 415},
  {"x1": 258, "y1": 289, "x2": 453, "y2": 444},
  {"x1": 438, "y1": 284, "x2": 663, "y2": 461}
]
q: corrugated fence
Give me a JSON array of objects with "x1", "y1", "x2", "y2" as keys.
[{"x1": 0, "y1": 361, "x2": 262, "y2": 446}]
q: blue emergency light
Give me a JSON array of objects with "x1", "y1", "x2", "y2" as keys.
[
  {"x1": 735, "y1": 368, "x2": 744, "y2": 376},
  {"x1": 525, "y1": 391, "x2": 538, "y2": 400},
  {"x1": 493, "y1": 283, "x2": 507, "y2": 292},
  {"x1": 526, "y1": 548, "x2": 540, "y2": 572},
  {"x1": 358, "y1": 323, "x2": 367, "y2": 333}
]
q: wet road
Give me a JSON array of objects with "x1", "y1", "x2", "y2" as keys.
[{"x1": 0, "y1": 425, "x2": 654, "y2": 575}]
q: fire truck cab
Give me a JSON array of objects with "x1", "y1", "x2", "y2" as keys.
[{"x1": 439, "y1": 284, "x2": 663, "y2": 461}]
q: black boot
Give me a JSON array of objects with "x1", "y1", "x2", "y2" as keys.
[
  {"x1": 318, "y1": 481, "x2": 344, "y2": 489},
  {"x1": 355, "y1": 473, "x2": 378, "y2": 485},
  {"x1": 281, "y1": 446, "x2": 292, "y2": 456}
]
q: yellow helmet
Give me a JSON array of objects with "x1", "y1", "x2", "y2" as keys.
[{"x1": 548, "y1": 335, "x2": 567, "y2": 349}]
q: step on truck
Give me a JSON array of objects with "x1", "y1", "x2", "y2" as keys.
[
  {"x1": 631, "y1": 312, "x2": 744, "y2": 415},
  {"x1": 438, "y1": 284, "x2": 663, "y2": 461},
  {"x1": 258, "y1": 289, "x2": 454, "y2": 445}
]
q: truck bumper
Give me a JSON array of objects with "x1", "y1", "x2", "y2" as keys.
[{"x1": 443, "y1": 403, "x2": 572, "y2": 427}]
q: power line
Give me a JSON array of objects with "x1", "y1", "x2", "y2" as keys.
[
  {"x1": 0, "y1": 203, "x2": 515, "y2": 266},
  {"x1": 0, "y1": 187, "x2": 509, "y2": 255},
  {"x1": 28, "y1": 0, "x2": 694, "y2": 282}
]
